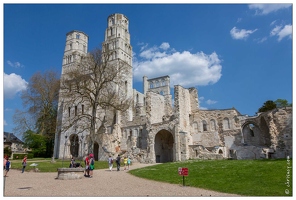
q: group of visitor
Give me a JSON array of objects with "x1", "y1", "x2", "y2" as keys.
[
  {"x1": 3, "y1": 155, "x2": 27, "y2": 177},
  {"x1": 108, "y1": 155, "x2": 131, "y2": 171},
  {"x1": 84, "y1": 153, "x2": 95, "y2": 178}
]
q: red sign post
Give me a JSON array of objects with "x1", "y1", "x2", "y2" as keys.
[{"x1": 178, "y1": 167, "x2": 188, "y2": 186}]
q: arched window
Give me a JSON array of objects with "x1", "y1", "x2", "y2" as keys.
[
  {"x1": 223, "y1": 118, "x2": 230, "y2": 130},
  {"x1": 193, "y1": 122, "x2": 198, "y2": 132},
  {"x1": 210, "y1": 119, "x2": 216, "y2": 130},
  {"x1": 202, "y1": 120, "x2": 208, "y2": 131},
  {"x1": 76, "y1": 34, "x2": 80, "y2": 39}
]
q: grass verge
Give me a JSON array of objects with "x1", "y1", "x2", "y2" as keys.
[{"x1": 128, "y1": 159, "x2": 292, "y2": 196}]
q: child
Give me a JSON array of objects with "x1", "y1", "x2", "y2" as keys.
[
  {"x1": 4, "y1": 157, "x2": 10, "y2": 177},
  {"x1": 127, "y1": 157, "x2": 131, "y2": 170},
  {"x1": 123, "y1": 157, "x2": 128, "y2": 171}
]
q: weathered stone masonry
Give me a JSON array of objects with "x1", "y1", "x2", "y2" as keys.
[{"x1": 54, "y1": 13, "x2": 292, "y2": 163}]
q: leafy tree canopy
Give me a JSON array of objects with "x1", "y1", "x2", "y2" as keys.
[{"x1": 258, "y1": 99, "x2": 292, "y2": 113}]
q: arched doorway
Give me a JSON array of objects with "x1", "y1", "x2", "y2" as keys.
[
  {"x1": 93, "y1": 142, "x2": 99, "y2": 161},
  {"x1": 70, "y1": 134, "x2": 79, "y2": 158},
  {"x1": 154, "y1": 130, "x2": 174, "y2": 163}
]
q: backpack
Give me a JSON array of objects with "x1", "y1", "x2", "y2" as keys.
[
  {"x1": 91, "y1": 158, "x2": 94, "y2": 165},
  {"x1": 111, "y1": 159, "x2": 113, "y2": 164}
]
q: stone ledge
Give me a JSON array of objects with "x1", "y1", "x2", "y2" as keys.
[{"x1": 57, "y1": 168, "x2": 85, "y2": 180}]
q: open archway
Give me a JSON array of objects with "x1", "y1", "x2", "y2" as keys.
[
  {"x1": 154, "y1": 130, "x2": 174, "y2": 163},
  {"x1": 242, "y1": 119, "x2": 270, "y2": 147}
]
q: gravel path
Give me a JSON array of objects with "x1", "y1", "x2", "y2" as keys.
[{"x1": 3, "y1": 163, "x2": 240, "y2": 197}]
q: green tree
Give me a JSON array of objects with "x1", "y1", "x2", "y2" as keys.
[
  {"x1": 274, "y1": 99, "x2": 292, "y2": 108},
  {"x1": 13, "y1": 70, "x2": 60, "y2": 157},
  {"x1": 23, "y1": 130, "x2": 47, "y2": 157},
  {"x1": 258, "y1": 100, "x2": 277, "y2": 113}
]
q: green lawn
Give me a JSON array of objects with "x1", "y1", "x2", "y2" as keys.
[
  {"x1": 128, "y1": 159, "x2": 292, "y2": 196},
  {"x1": 10, "y1": 158, "x2": 109, "y2": 172}
]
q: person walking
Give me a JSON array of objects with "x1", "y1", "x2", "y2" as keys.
[
  {"x1": 4, "y1": 157, "x2": 10, "y2": 177},
  {"x1": 89, "y1": 154, "x2": 94, "y2": 178},
  {"x1": 127, "y1": 157, "x2": 131, "y2": 170},
  {"x1": 21, "y1": 155, "x2": 27, "y2": 173},
  {"x1": 108, "y1": 155, "x2": 113, "y2": 171},
  {"x1": 123, "y1": 156, "x2": 128, "y2": 171},
  {"x1": 116, "y1": 155, "x2": 121, "y2": 171}
]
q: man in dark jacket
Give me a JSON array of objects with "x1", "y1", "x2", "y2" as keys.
[{"x1": 116, "y1": 155, "x2": 121, "y2": 171}]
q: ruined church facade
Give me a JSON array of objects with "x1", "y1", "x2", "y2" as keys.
[{"x1": 53, "y1": 13, "x2": 292, "y2": 163}]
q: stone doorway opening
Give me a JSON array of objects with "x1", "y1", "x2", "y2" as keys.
[
  {"x1": 154, "y1": 130, "x2": 174, "y2": 163},
  {"x1": 93, "y1": 142, "x2": 99, "y2": 161},
  {"x1": 70, "y1": 134, "x2": 79, "y2": 158}
]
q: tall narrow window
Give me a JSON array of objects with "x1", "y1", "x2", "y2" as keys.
[
  {"x1": 202, "y1": 120, "x2": 207, "y2": 131},
  {"x1": 68, "y1": 107, "x2": 71, "y2": 117},
  {"x1": 136, "y1": 94, "x2": 139, "y2": 104},
  {"x1": 223, "y1": 118, "x2": 230, "y2": 130},
  {"x1": 125, "y1": 81, "x2": 128, "y2": 94},
  {"x1": 193, "y1": 122, "x2": 198, "y2": 132},
  {"x1": 81, "y1": 104, "x2": 84, "y2": 114},
  {"x1": 75, "y1": 106, "x2": 77, "y2": 116},
  {"x1": 210, "y1": 119, "x2": 216, "y2": 130},
  {"x1": 76, "y1": 34, "x2": 80, "y2": 39}
]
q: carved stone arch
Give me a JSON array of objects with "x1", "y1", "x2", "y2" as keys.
[{"x1": 154, "y1": 129, "x2": 174, "y2": 163}]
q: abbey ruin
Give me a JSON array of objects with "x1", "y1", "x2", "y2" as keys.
[{"x1": 53, "y1": 13, "x2": 292, "y2": 163}]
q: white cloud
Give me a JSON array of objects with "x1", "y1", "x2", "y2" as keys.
[
  {"x1": 270, "y1": 24, "x2": 292, "y2": 41},
  {"x1": 206, "y1": 99, "x2": 217, "y2": 105},
  {"x1": 248, "y1": 4, "x2": 291, "y2": 15},
  {"x1": 7, "y1": 60, "x2": 24, "y2": 68},
  {"x1": 255, "y1": 37, "x2": 267, "y2": 43},
  {"x1": 133, "y1": 43, "x2": 222, "y2": 88},
  {"x1": 4, "y1": 73, "x2": 28, "y2": 99},
  {"x1": 159, "y1": 42, "x2": 170, "y2": 50},
  {"x1": 230, "y1": 27, "x2": 257, "y2": 40}
]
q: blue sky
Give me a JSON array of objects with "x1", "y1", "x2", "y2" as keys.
[{"x1": 2, "y1": 3, "x2": 293, "y2": 135}]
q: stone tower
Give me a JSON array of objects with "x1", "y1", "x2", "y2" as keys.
[
  {"x1": 61, "y1": 30, "x2": 88, "y2": 75},
  {"x1": 53, "y1": 30, "x2": 89, "y2": 159},
  {"x1": 102, "y1": 13, "x2": 133, "y2": 121}
]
